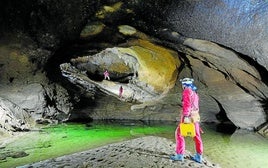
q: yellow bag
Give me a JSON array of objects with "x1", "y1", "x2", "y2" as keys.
[{"x1": 180, "y1": 123, "x2": 196, "y2": 137}]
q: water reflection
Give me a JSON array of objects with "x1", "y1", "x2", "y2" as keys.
[{"x1": 201, "y1": 123, "x2": 268, "y2": 168}]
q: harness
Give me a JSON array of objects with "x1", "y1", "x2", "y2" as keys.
[{"x1": 190, "y1": 90, "x2": 200, "y2": 122}]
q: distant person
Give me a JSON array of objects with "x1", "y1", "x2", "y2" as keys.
[
  {"x1": 170, "y1": 78, "x2": 203, "y2": 163},
  {"x1": 119, "y1": 86, "x2": 123, "y2": 98},
  {"x1": 103, "y1": 70, "x2": 110, "y2": 80}
]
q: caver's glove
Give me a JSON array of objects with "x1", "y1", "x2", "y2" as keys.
[{"x1": 184, "y1": 116, "x2": 191, "y2": 123}]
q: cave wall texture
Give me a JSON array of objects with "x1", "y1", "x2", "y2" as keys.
[{"x1": 0, "y1": 0, "x2": 268, "y2": 134}]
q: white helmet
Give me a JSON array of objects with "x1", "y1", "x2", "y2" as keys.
[{"x1": 180, "y1": 78, "x2": 194, "y2": 85}]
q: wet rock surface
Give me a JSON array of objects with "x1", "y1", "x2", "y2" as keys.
[{"x1": 20, "y1": 136, "x2": 219, "y2": 168}]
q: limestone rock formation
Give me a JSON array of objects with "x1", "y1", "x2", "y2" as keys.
[
  {"x1": 181, "y1": 38, "x2": 267, "y2": 129},
  {"x1": 60, "y1": 39, "x2": 180, "y2": 103},
  {"x1": 0, "y1": 36, "x2": 74, "y2": 133},
  {"x1": 0, "y1": 97, "x2": 33, "y2": 133},
  {"x1": 133, "y1": 0, "x2": 268, "y2": 69}
]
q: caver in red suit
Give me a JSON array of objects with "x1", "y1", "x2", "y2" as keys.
[{"x1": 170, "y1": 78, "x2": 203, "y2": 163}]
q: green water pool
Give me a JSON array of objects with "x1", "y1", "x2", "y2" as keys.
[{"x1": 0, "y1": 121, "x2": 268, "y2": 168}]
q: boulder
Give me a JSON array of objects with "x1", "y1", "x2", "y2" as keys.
[
  {"x1": 0, "y1": 97, "x2": 33, "y2": 133},
  {"x1": 0, "y1": 83, "x2": 72, "y2": 124}
]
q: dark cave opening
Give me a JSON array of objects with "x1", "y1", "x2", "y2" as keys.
[
  {"x1": 112, "y1": 73, "x2": 134, "y2": 83},
  {"x1": 213, "y1": 98, "x2": 237, "y2": 134},
  {"x1": 237, "y1": 53, "x2": 268, "y2": 86},
  {"x1": 217, "y1": 44, "x2": 268, "y2": 86},
  {"x1": 86, "y1": 71, "x2": 103, "y2": 82},
  {"x1": 85, "y1": 70, "x2": 134, "y2": 84},
  {"x1": 43, "y1": 41, "x2": 103, "y2": 112},
  {"x1": 9, "y1": 77, "x2": 14, "y2": 83}
]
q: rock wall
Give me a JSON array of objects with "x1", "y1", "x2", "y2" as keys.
[
  {"x1": 0, "y1": 0, "x2": 98, "y2": 133},
  {"x1": 182, "y1": 38, "x2": 267, "y2": 128},
  {"x1": 132, "y1": 0, "x2": 268, "y2": 69},
  {"x1": 0, "y1": 0, "x2": 268, "y2": 133},
  {"x1": 0, "y1": 34, "x2": 73, "y2": 133},
  {"x1": 128, "y1": 0, "x2": 268, "y2": 129}
]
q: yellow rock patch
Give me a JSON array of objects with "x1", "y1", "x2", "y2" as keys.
[
  {"x1": 96, "y1": 2, "x2": 123, "y2": 19},
  {"x1": 80, "y1": 22, "x2": 105, "y2": 38},
  {"x1": 118, "y1": 40, "x2": 180, "y2": 93},
  {"x1": 109, "y1": 62, "x2": 131, "y2": 73},
  {"x1": 118, "y1": 25, "x2": 137, "y2": 35},
  {"x1": 0, "y1": 46, "x2": 35, "y2": 84}
]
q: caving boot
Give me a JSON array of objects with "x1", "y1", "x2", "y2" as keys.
[
  {"x1": 191, "y1": 153, "x2": 202, "y2": 163},
  {"x1": 170, "y1": 154, "x2": 184, "y2": 161}
]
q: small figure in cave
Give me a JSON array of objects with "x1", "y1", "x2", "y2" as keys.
[
  {"x1": 119, "y1": 86, "x2": 123, "y2": 98},
  {"x1": 103, "y1": 70, "x2": 110, "y2": 80},
  {"x1": 170, "y1": 78, "x2": 203, "y2": 163}
]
